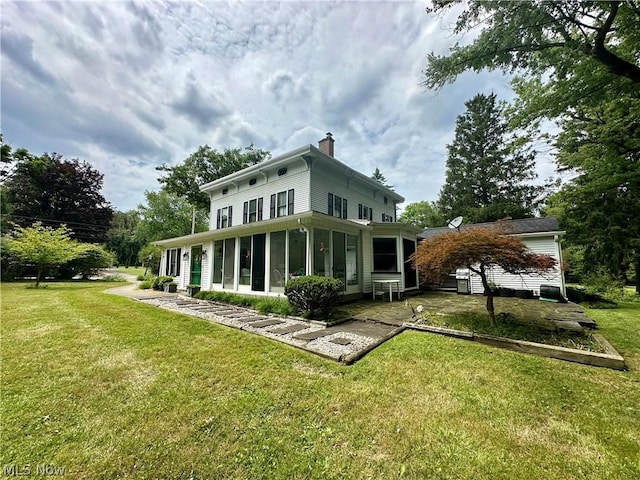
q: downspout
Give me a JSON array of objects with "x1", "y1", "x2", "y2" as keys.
[{"x1": 555, "y1": 234, "x2": 566, "y2": 297}]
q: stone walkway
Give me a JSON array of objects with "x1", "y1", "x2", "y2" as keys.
[{"x1": 104, "y1": 272, "x2": 403, "y2": 364}]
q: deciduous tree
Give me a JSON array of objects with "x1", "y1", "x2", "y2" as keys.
[
  {"x1": 424, "y1": 1, "x2": 640, "y2": 94},
  {"x1": 398, "y1": 201, "x2": 445, "y2": 228},
  {"x1": 7, "y1": 222, "x2": 85, "y2": 287},
  {"x1": 137, "y1": 190, "x2": 207, "y2": 242},
  {"x1": 157, "y1": 145, "x2": 270, "y2": 211},
  {"x1": 3, "y1": 153, "x2": 113, "y2": 242},
  {"x1": 411, "y1": 223, "x2": 556, "y2": 324},
  {"x1": 551, "y1": 96, "x2": 640, "y2": 292},
  {"x1": 106, "y1": 210, "x2": 143, "y2": 267},
  {"x1": 424, "y1": 1, "x2": 640, "y2": 293},
  {"x1": 138, "y1": 244, "x2": 162, "y2": 276}
]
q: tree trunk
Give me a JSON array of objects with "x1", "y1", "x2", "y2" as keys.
[
  {"x1": 477, "y1": 266, "x2": 497, "y2": 326},
  {"x1": 485, "y1": 293, "x2": 496, "y2": 326},
  {"x1": 35, "y1": 267, "x2": 42, "y2": 288}
]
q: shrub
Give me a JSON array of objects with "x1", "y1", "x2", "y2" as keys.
[
  {"x1": 566, "y1": 286, "x2": 617, "y2": 309},
  {"x1": 153, "y1": 276, "x2": 175, "y2": 291},
  {"x1": 139, "y1": 280, "x2": 154, "y2": 289},
  {"x1": 196, "y1": 290, "x2": 257, "y2": 307},
  {"x1": 138, "y1": 244, "x2": 162, "y2": 276},
  {"x1": 582, "y1": 269, "x2": 626, "y2": 301},
  {"x1": 55, "y1": 244, "x2": 116, "y2": 280},
  {"x1": 101, "y1": 274, "x2": 126, "y2": 282},
  {"x1": 255, "y1": 297, "x2": 294, "y2": 316},
  {"x1": 194, "y1": 291, "x2": 295, "y2": 316},
  {"x1": 284, "y1": 275, "x2": 344, "y2": 319}
]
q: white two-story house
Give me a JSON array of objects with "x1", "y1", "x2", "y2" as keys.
[{"x1": 155, "y1": 133, "x2": 422, "y2": 299}]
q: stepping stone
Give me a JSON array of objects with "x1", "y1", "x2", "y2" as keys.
[
  {"x1": 211, "y1": 309, "x2": 242, "y2": 315},
  {"x1": 251, "y1": 319, "x2": 286, "y2": 328},
  {"x1": 192, "y1": 307, "x2": 224, "y2": 313},
  {"x1": 294, "y1": 330, "x2": 332, "y2": 341},
  {"x1": 226, "y1": 313, "x2": 254, "y2": 318},
  {"x1": 330, "y1": 337, "x2": 352, "y2": 346},
  {"x1": 175, "y1": 301, "x2": 200, "y2": 306},
  {"x1": 242, "y1": 316, "x2": 270, "y2": 323},
  {"x1": 269, "y1": 324, "x2": 309, "y2": 335}
]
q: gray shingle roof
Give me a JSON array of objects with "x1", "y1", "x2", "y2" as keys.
[{"x1": 418, "y1": 217, "x2": 561, "y2": 239}]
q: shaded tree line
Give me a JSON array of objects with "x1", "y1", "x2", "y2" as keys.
[{"x1": 404, "y1": 0, "x2": 640, "y2": 294}]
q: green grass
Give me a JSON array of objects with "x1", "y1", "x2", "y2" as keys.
[
  {"x1": 2, "y1": 282, "x2": 640, "y2": 479},
  {"x1": 112, "y1": 265, "x2": 147, "y2": 277},
  {"x1": 420, "y1": 312, "x2": 605, "y2": 351}
]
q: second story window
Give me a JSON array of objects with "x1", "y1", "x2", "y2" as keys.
[
  {"x1": 381, "y1": 213, "x2": 394, "y2": 222},
  {"x1": 328, "y1": 193, "x2": 348, "y2": 219},
  {"x1": 243, "y1": 198, "x2": 263, "y2": 224},
  {"x1": 358, "y1": 204, "x2": 373, "y2": 221},
  {"x1": 270, "y1": 189, "x2": 294, "y2": 218},
  {"x1": 216, "y1": 205, "x2": 233, "y2": 229}
]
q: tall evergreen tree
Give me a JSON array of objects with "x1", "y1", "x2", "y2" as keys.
[
  {"x1": 438, "y1": 93, "x2": 543, "y2": 223},
  {"x1": 371, "y1": 167, "x2": 393, "y2": 190}
]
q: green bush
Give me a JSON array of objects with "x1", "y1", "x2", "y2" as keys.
[
  {"x1": 284, "y1": 275, "x2": 344, "y2": 319},
  {"x1": 139, "y1": 280, "x2": 154, "y2": 290},
  {"x1": 582, "y1": 268, "x2": 626, "y2": 302},
  {"x1": 138, "y1": 244, "x2": 162, "y2": 276},
  {"x1": 195, "y1": 290, "x2": 255, "y2": 307},
  {"x1": 255, "y1": 297, "x2": 294, "y2": 316},
  {"x1": 153, "y1": 276, "x2": 175, "y2": 291},
  {"x1": 566, "y1": 286, "x2": 617, "y2": 309},
  {"x1": 194, "y1": 291, "x2": 295, "y2": 316},
  {"x1": 101, "y1": 274, "x2": 126, "y2": 282},
  {"x1": 57, "y1": 244, "x2": 116, "y2": 280}
]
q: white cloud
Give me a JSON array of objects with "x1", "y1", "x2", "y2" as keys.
[{"x1": 1, "y1": 0, "x2": 541, "y2": 213}]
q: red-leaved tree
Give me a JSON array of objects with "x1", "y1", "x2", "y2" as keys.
[{"x1": 411, "y1": 223, "x2": 557, "y2": 325}]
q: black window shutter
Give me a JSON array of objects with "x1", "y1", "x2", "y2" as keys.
[
  {"x1": 358, "y1": 204, "x2": 363, "y2": 219},
  {"x1": 165, "y1": 252, "x2": 170, "y2": 276},
  {"x1": 243, "y1": 201, "x2": 248, "y2": 224},
  {"x1": 287, "y1": 189, "x2": 294, "y2": 215},
  {"x1": 176, "y1": 248, "x2": 181, "y2": 276},
  {"x1": 228, "y1": 206, "x2": 233, "y2": 227},
  {"x1": 270, "y1": 194, "x2": 276, "y2": 218},
  {"x1": 258, "y1": 197, "x2": 263, "y2": 221},
  {"x1": 328, "y1": 193, "x2": 333, "y2": 216},
  {"x1": 216, "y1": 209, "x2": 221, "y2": 229},
  {"x1": 343, "y1": 199, "x2": 347, "y2": 219}
]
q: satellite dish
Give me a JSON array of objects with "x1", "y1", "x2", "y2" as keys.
[{"x1": 447, "y1": 216, "x2": 463, "y2": 230}]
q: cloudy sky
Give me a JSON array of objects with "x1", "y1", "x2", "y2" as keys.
[{"x1": 2, "y1": 0, "x2": 546, "y2": 213}]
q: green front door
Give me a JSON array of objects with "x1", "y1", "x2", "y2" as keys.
[{"x1": 190, "y1": 245, "x2": 202, "y2": 286}]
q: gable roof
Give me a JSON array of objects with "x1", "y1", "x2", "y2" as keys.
[{"x1": 418, "y1": 217, "x2": 563, "y2": 239}]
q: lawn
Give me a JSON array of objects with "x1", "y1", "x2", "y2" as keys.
[
  {"x1": 2, "y1": 281, "x2": 639, "y2": 479},
  {"x1": 112, "y1": 265, "x2": 147, "y2": 277}
]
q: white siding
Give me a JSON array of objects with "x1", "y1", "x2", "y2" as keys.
[
  {"x1": 200, "y1": 240, "x2": 213, "y2": 290},
  {"x1": 179, "y1": 249, "x2": 190, "y2": 288},
  {"x1": 469, "y1": 236, "x2": 565, "y2": 296},
  {"x1": 310, "y1": 167, "x2": 396, "y2": 221},
  {"x1": 208, "y1": 160, "x2": 310, "y2": 230}
]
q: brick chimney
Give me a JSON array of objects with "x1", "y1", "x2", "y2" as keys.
[{"x1": 318, "y1": 132, "x2": 334, "y2": 157}]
